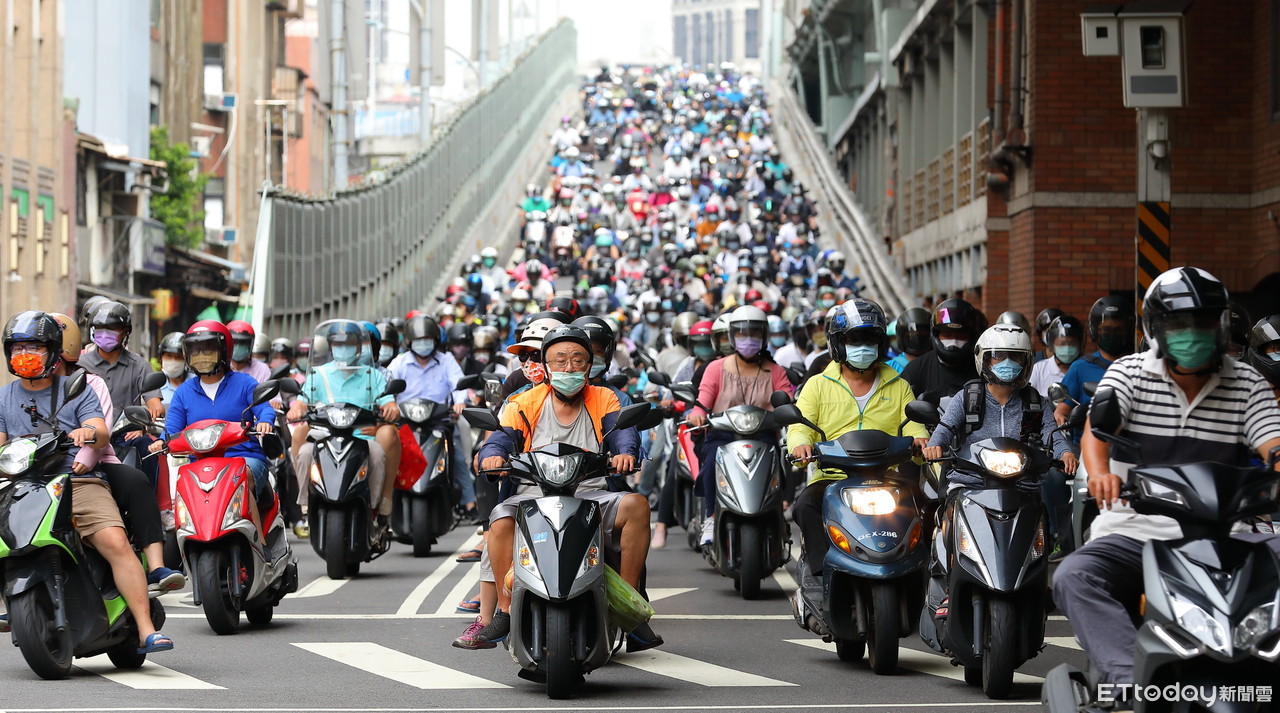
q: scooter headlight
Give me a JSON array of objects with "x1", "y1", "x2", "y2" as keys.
[
  {"x1": 1168, "y1": 594, "x2": 1229, "y2": 654},
  {"x1": 401, "y1": 400, "x2": 433, "y2": 423},
  {"x1": 184, "y1": 423, "x2": 226, "y2": 453},
  {"x1": 0, "y1": 438, "x2": 37, "y2": 475},
  {"x1": 1234, "y1": 600, "x2": 1279, "y2": 653},
  {"x1": 325, "y1": 405, "x2": 359, "y2": 429},
  {"x1": 725, "y1": 408, "x2": 765, "y2": 434},
  {"x1": 841, "y1": 487, "x2": 898, "y2": 516},
  {"x1": 532, "y1": 452, "x2": 584, "y2": 486},
  {"x1": 974, "y1": 446, "x2": 1025, "y2": 477},
  {"x1": 222, "y1": 483, "x2": 246, "y2": 530}
]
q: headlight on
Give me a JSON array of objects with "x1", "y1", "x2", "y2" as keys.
[
  {"x1": 841, "y1": 487, "x2": 898, "y2": 516},
  {"x1": 222, "y1": 483, "x2": 246, "y2": 530},
  {"x1": 957, "y1": 515, "x2": 978, "y2": 560},
  {"x1": 976, "y1": 447, "x2": 1025, "y2": 477},
  {"x1": 0, "y1": 438, "x2": 37, "y2": 475},
  {"x1": 326, "y1": 405, "x2": 359, "y2": 429},
  {"x1": 725, "y1": 408, "x2": 765, "y2": 434},
  {"x1": 532, "y1": 452, "x2": 583, "y2": 486},
  {"x1": 401, "y1": 400, "x2": 432, "y2": 423},
  {"x1": 185, "y1": 423, "x2": 226, "y2": 452},
  {"x1": 1169, "y1": 595, "x2": 1229, "y2": 654},
  {"x1": 1234, "y1": 600, "x2": 1279, "y2": 651}
]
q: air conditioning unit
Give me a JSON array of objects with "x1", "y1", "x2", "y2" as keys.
[
  {"x1": 206, "y1": 227, "x2": 237, "y2": 246},
  {"x1": 204, "y1": 93, "x2": 238, "y2": 113}
]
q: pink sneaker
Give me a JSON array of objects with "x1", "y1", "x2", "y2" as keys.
[{"x1": 452, "y1": 616, "x2": 497, "y2": 650}]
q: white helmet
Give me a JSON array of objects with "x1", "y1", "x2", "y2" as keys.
[
  {"x1": 564, "y1": 146, "x2": 580, "y2": 160},
  {"x1": 727, "y1": 306, "x2": 769, "y2": 358},
  {"x1": 711, "y1": 313, "x2": 733, "y2": 356},
  {"x1": 974, "y1": 324, "x2": 1034, "y2": 390}
]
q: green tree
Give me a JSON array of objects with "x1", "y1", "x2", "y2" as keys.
[{"x1": 149, "y1": 125, "x2": 210, "y2": 249}]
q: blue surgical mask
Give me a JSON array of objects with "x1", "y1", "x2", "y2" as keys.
[
  {"x1": 693, "y1": 344, "x2": 715, "y2": 360},
  {"x1": 1269, "y1": 352, "x2": 1280, "y2": 363},
  {"x1": 770, "y1": 335, "x2": 788, "y2": 349},
  {"x1": 991, "y1": 358, "x2": 1023, "y2": 383},
  {"x1": 332, "y1": 345, "x2": 357, "y2": 364},
  {"x1": 1163, "y1": 329, "x2": 1217, "y2": 369},
  {"x1": 1054, "y1": 345, "x2": 1080, "y2": 365},
  {"x1": 379, "y1": 345, "x2": 394, "y2": 365},
  {"x1": 817, "y1": 299, "x2": 835, "y2": 310},
  {"x1": 646, "y1": 312, "x2": 660, "y2": 324},
  {"x1": 232, "y1": 344, "x2": 251, "y2": 362},
  {"x1": 844, "y1": 345, "x2": 879, "y2": 370},
  {"x1": 791, "y1": 248, "x2": 803, "y2": 258},
  {"x1": 411, "y1": 339, "x2": 435, "y2": 357},
  {"x1": 550, "y1": 370, "x2": 587, "y2": 396}
]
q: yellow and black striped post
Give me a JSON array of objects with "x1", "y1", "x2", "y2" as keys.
[{"x1": 1135, "y1": 201, "x2": 1171, "y2": 326}]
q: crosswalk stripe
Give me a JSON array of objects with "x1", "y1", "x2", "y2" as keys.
[
  {"x1": 1044, "y1": 636, "x2": 1082, "y2": 650},
  {"x1": 785, "y1": 639, "x2": 1043, "y2": 683},
  {"x1": 290, "y1": 576, "x2": 349, "y2": 599},
  {"x1": 293, "y1": 642, "x2": 510, "y2": 689},
  {"x1": 434, "y1": 566, "x2": 481, "y2": 615},
  {"x1": 76, "y1": 658, "x2": 225, "y2": 689},
  {"x1": 613, "y1": 649, "x2": 797, "y2": 687},
  {"x1": 155, "y1": 592, "x2": 197, "y2": 609},
  {"x1": 647, "y1": 587, "x2": 697, "y2": 603},
  {"x1": 772, "y1": 567, "x2": 797, "y2": 593},
  {"x1": 396, "y1": 532, "x2": 482, "y2": 616}
]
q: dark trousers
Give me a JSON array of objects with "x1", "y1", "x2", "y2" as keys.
[
  {"x1": 100, "y1": 462, "x2": 164, "y2": 548},
  {"x1": 656, "y1": 457, "x2": 679, "y2": 527},
  {"x1": 114, "y1": 435, "x2": 159, "y2": 488},
  {"x1": 698, "y1": 430, "x2": 735, "y2": 518},
  {"x1": 791, "y1": 481, "x2": 828, "y2": 574}
]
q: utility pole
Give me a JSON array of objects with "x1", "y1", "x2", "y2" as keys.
[
  {"x1": 330, "y1": 0, "x2": 349, "y2": 190},
  {"x1": 478, "y1": 0, "x2": 489, "y2": 87}
]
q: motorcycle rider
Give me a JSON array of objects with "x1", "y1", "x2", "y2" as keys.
[
  {"x1": 474, "y1": 326, "x2": 661, "y2": 652},
  {"x1": 773, "y1": 313, "x2": 813, "y2": 370},
  {"x1": 900, "y1": 298, "x2": 982, "y2": 401},
  {"x1": 886, "y1": 307, "x2": 931, "y2": 373},
  {"x1": 0, "y1": 311, "x2": 174, "y2": 654},
  {"x1": 1247, "y1": 315, "x2": 1280, "y2": 400},
  {"x1": 787, "y1": 299, "x2": 931, "y2": 613},
  {"x1": 686, "y1": 306, "x2": 794, "y2": 546},
  {"x1": 225, "y1": 320, "x2": 271, "y2": 383},
  {"x1": 657, "y1": 312, "x2": 696, "y2": 376},
  {"x1": 1029, "y1": 314, "x2": 1085, "y2": 398},
  {"x1": 1053, "y1": 267, "x2": 1280, "y2": 695},
  {"x1": 158, "y1": 331, "x2": 189, "y2": 406},
  {"x1": 1034, "y1": 307, "x2": 1066, "y2": 362},
  {"x1": 521, "y1": 184, "x2": 550, "y2": 213},
  {"x1": 1052, "y1": 295, "x2": 1135, "y2": 425}
]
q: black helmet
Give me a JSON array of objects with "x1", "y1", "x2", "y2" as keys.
[
  {"x1": 403, "y1": 315, "x2": 441, "y2": 344},
  {"x1": 1227, "y1": 301, "x2": 1253, "y2": 351},
  {"x1": 160, "y1": 331, "x2": 186, "y2": 356},
  {"x1": 270, "y1": 337, "x2": 295, "y2": 361},
  {"x1": 1035, "y1": 308, "x2": 1065, "y2": 341},
  {"x1": 80, "y1": 295, "x2": 112, "y2": 332},
  {"x1": 89, "y1": 300, "x2": 133, "y2": 348},
  {"x1": 894, "y1": 307, "x2": 932, "y2": 356},
  {"x1": 1045, "y1": 315, "x2": 1086, "y2": 345},
  {"x1": 446, "y1": 322, "x2": 473, "y2": 346},
  {"x1": 827, "y1": 298, "x2": 888, "y2": 365},
  {"x1": 572, "y1": 315, "x2": 617, "y2": 366},
  {"x1": 376, "y1": 320, "x2": 401, "y2": 349},
  {"x1": 790, "y1": 312, "x2": 813, "y2": 349},
  {"x1": 540, "y1": 325, "x2": 594, "y2": 366},
  {"x1": 547, "y1": 296, "x2": 582, "y2": 320},
  {"x1": 1141, "y1": 267, "x2": 1231, "y2": 369},
  {"x1": 930, "y1": 298, "x2": 980, "y2": 366},
  {"x1": 1088, "y1": 295, "x2": 1135, "y2": 352},
  {"x1": 1246, "y1": 315, "x2": 1280, "y2": 388},
  {"x1": 3, "y1": 311, "x2": 63, "y2": 379}
]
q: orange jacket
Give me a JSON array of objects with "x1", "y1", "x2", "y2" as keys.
[{"x1": 479, "y1": 383, "x2": 639, "y2": 459}]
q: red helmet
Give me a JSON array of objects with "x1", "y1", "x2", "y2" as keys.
[
  {"x1": 184, "y1": 320, "x2": 232, "y2": 375},
  {"x1": 752, "y1": 299, "x2": 772, "y2": 312},
  {"x1": 404, "y1": 309, "x2": 423, "y2": 320},
  {"x1": 689, "y1": 320, "x2": 714, "y2": 337},
  {"x1": 226, "y1": 319, "x2": 254, "y2": 342},
  {"x1": 744, "y1": 288, "x2": 763, "y2": 303}
]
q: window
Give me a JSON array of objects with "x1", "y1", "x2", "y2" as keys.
[
  {"x1": 204, "y1": 43, "x2": 225, "y2": 97},
  {"x1": 149, "y1": 82, "x2": 161, "y2": 126},
  {"x1": 674, "y1": 16, "x2": 688, "y2": 61},
  {"x1": 725, "y1": 9, "x2": 733, "y2": 61},
  {"x1": 203, "y1": 178, "x2": 225, "y2": 231},
  {"x1": 706, "y1": 11, "x2": 716, "y2": 64},
  {"x1": 745, "y1": 9, "x2": 759, "y2": 58}
]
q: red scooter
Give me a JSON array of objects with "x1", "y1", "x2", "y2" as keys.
[{"x1": 128, "y1": 381, "x2": 299, "y2": 635}]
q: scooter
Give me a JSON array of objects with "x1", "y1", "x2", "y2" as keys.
[
  {"x1": 391, "y1": 398, "x2": 456, "y2": 557},
  {"x1": 127, "y1": 379, "x2": 299, "y2": 635},
  {"x1": 666, "y1": 381, "x2": 702, "y2": 551},
  {"x1": 1041, "y1": 387, "x2": 1280, "y2": 713},
  {"x1": 304, "y1": 379, "x2": 405, "y2": 579},
  {"x1": 462, "y1": 402, "x2": 651, "y2": 699},
  {"x1": 773, "y1": 399, "x2": 935, "y2": 674},
  {"x1": 909, "y1": 401, "x2": 1080, "y2": 699},
  {"x1": 523, "y1": 210, "x2": 548, "y2": 261},
  {"x1": 0, "y1": 372, "x2": 166, "y2": 679}
]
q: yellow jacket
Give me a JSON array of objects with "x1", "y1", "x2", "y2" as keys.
[{"x1": 786, "y1": 361, "x2": 929, "y2": 484}]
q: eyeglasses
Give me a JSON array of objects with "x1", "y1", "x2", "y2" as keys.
[
  {"x1": 547, "y1": 356, "x2": 590, "y2": 370},
  {"x1": 10, "y1": 344, "x2": 48, "y2": 355}
]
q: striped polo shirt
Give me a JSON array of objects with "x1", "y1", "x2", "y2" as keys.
[{"x1": 1090, "y1": 349, "x2": 1280, "y2": 542}]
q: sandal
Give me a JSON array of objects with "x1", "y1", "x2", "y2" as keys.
[
  {"x1": 455, "y1": 548, "x2": 483, "y2": 563},
  {"x1": 137, "y1": 632, "x2": 174, "y2": 654},
  {"x1": 455, "y1": 598, "x2": 481, "y2": 613}
]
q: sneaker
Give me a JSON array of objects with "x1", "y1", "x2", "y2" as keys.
[
  {"x1": 452, "y1": 616, "x2": 497, "y2": 650},
  {"x1": 625, "y1": 620, "x2": 664, "y2": 653},
  {"x1": 292, "y1": 520, "x2": 310, "y2": 539},
  {"x1": 699, "y1": 516, "x2": 715, "y2": 547},
  {"x1": 474, "y1": 609, "x2": 511, "y2": 644},
  {"x1": 147, "y1": 567, "x2": 186, "y2": 595}
]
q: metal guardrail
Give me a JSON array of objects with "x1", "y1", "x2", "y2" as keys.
[
  {"x1": 771, "y1": 79, "x2": 914, "y2": 316},
  {"x1": 253, "y1": 20, "x2": 577, "y2": 342}
]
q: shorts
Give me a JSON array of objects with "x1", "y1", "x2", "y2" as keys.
[{"x1": 72, "y1": 478, "x2": 126, "y2": 540}]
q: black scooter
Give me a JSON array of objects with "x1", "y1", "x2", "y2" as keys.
[{"x1": 391, "y1": 397, "x2": 456, "y2": 557}]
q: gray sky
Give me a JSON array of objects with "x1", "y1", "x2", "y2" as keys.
[{"x1": 549, "y1": 0, "x2": 673, "y2": 70}]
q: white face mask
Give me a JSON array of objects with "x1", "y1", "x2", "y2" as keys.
[
  {"x1": 940, "y1": 338, "x2": 969, "y2": 350},
  {"x1": 161, "y1": 358, "x2": 186, "y2": 380}
]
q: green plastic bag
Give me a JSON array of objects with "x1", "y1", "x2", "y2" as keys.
[{"x1": 604, "y1": 565, "x2": 654, "y2": 633}]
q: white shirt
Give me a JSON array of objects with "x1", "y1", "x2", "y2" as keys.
[
  {"x1": 200, "y1": 377, "x2": 223, "y2": 402},
  {"x1": 1030, "y1": 357, "x2": 1070, "y2": 398}
]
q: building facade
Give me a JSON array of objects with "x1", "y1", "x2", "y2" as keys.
[{"x1": 673, "y1": 0, "x2": 765, "y2": 74}]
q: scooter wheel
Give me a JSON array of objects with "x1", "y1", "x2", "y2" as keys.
[
  {"x1": 246, "y1": 604, "x2": 274, "y2": 626},
  {"x1": 835, "y1": 638, "x2": 864, "y2": 662},
  {"x1": 10, "y1": 588, "x2": 73, "y2": 679}
]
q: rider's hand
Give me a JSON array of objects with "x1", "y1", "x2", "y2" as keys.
[
  {"x1": 790, "y1": 444, "x2": 813, "y2": 463},
  {"x1": 255, "y1": 422, "x2": 273, "y2": 436},
  {"x1": 1060, "y1": 452, "x2": 1079, "y2": 475},
  {"x1": 287, "y1": 404, "x2": 305, "y2": 421},
  {"x1": 380, "y1": 401, "x2": 400, "y2": 422},
  {"x1": 912, "y1": 437, "x2": 930, "y2": 452},
  {"x1": 124, "y1": 430, "x2": 144, "y2": 442},
  {"x1": 687, "y1": 411, "x2": 707, "y2": 428},
  {"x1": 921, "y1": 445, "x2": 944, "y2": 461},
  {"x1": 453, "y1": 402, "x2": 466, "y2": 417},
  {"x1": 359, "y1": 426, "x2": 377, "y2": 437},
  {"x1": 1088, "y1": 471, "x2": 1125, "y2": 509},
  {"x1": 148, "y1": 439, "x2": 166, "y2": 454},
  {"x1": 611, "y1": 454, "x2": 637, "y2": 473},
  {"x1": 70, "y1": 427, "x2": 97, "y2": 447},
  {"x1": 147, "y1": 398, "x2": 165, "y2": 421},
  {"x1": 71, "y1": 461, "x2": 90, "y2": 475},
  {"x1": 481, "y1": 456, "x2": 509, "y2": 474}
]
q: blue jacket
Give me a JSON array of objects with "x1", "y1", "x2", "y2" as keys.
[{"x1": 165, "y1": 371, "x2": 275, "y2": 462}]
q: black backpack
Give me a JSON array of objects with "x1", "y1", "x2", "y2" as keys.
[{"x1": 959, "y1": 379, "x2": 1043, "y2": 444}]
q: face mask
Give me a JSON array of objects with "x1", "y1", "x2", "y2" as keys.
[
  {"x1": 595, "y1": 236, "x2": 612, "y2": 248},
  {"x1": 523, "y1": 359, "x2": 547, "y2": 384},
  {"x1": 735, "y1": 336, "x2": 762, "y2": 358},
  {"x1": 770, "y1": 335, "x2": 788, "y2": 349},
  {"x1": 92, "y1": 328, "x2": 122, "y2": 352},
  {"x1": 550, "y1": 370, "x2": 587, "y2": 396},
  {"x1": 991, "y1": 358, "x2": 1023, "y2": 383},
  {"x1": 695, "y1": 267, "x2": 707, "y2": 277},
  {"x1": 693, "y1": 344, "x2": 715, "y2": 360},
  {"x1": 940, "y1": 338, "x2": 968, "y2": 351},
  {"x1": 845, "y1": 345, "x2": 879, "y2": 371},
  {"x1": 232, "y1": 344, "x2": 251, "y2": 362},
  {"x1": 791, "y1": 248, "x2": 803, "y2": 258},
  {"x1": 646, "y1": 312, "x2": 660, "y2": 324},
  {"x1": 379, "y1": 346, "x2": 394, "y2": 365},
  {"x1": 483, "y1": 257, "x2": 496, "y2": 268},
  {"x1": 9, "y1": 353, "x2": 45, "y2": 379},
  {"x1": 161, "y1": 358, "x2": 186, "y2": 379},
  {"x1": 512, "y1": 301, "x2": 527, "y2": 313},
  {"x1": 296, "y1": 357, "x2": 310, "y2": 372},
  {"x1": 451, "y1": 344, "x2": 470, "y2": 361},
  {"x1": 332, "y1": 345, "x2": 357, "y2": 364},
  {"x1": 817, "y1": 299, "x2": 835, "y2": 310},
  {"x1": 1163, "y1": 329, "x2": 1217, "y2": 369},
  {"x1": 812, "y1": 332, "x2": 828, "y2": 349},
  {"x1": 1269, "y1": 352, "x2": 1280, "y2": 363},
  {"x1": 590, "y1": 355, "x2": 608, "y2": 378},
  {"x1": 1054, "y1": 345, "x2": 1081, "y2": 365},
  {"x1": 188, "y1": 351, "x2": 220, "y2": 374},
  {"x1": 1098, "y1": 333, "x2": 1129, "y2": 356},
  {"x1": 474, "y1": 351, "x2": 491, "y2": 365},
  {"x1": 411, "y1": 338, "x2": 435, "y2": 357}
]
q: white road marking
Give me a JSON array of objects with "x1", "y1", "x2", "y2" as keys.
[
  {"x1": 613, "y1": 649, "x2": 797, "y2": 687},
  {"x1": 434, "y1": 562, "x2": 482, "y2": 615},
  {"x1": 785, "y1": 639, "x2": 1043, "y2": 683},
  {"x1": 289, "y1": 576, "x2": 349, "y2": 599},
  {"x1": 395, "y1": 532, "x2": 482, "y2": 615},
  {"x1": 646, "y1": 587, "x2": 696, "y2": 602},
  {"x1": 772, "y1": 567, "x2": 798, "y2": 592},
  {"x1": 1048, "y1": 614, "x2": 1068, "y2": 622},
  {"x1": 1045, "y1": 636, "x2": 1082, "y2": 650},
  {"x1": 164, "y1": 612, "x2": 796, "y2": 621},
  {"x1": 155, "y1": 592, "x2": 197, "y2": 609},
  {"x1": 76, "y1": 658, "x2": 225, "y2": 689},
  {"x1": 293, "y1": 642, "x2": 509, "y2": 689}
]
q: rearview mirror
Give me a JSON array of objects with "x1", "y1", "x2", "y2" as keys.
[
  {"x1": 456, "y1": 374, "x2": 481, "y2": 391},
  {"x1": 769, "y1": 390, "x2": 792, "y2": 408},
  {"x1": 141, "y1": 370, "x2": 168, "y2": 394},
  {"x1": 383, "y1": 379, "x2": 406, "y2": 397},
  {"x1": 123, "y1": 405, "x2": 153, "y2": 430},
  {"x1": 772, "y1": 404, "x2": 826, "y2": 441},
  {"x1": 462, "y1": 407, "x2": 500, "y2": 431},
  {"x1": 1088, "y1": 386, "x2": 1122, "y2": 436},
  {"x1": 636, "y1": 408, "x2": 666, "y2": 431},
  {"x1": 606, "y1": 373, "x2": 630, "y2": 389},
  {"x1": 269, "y1": 363, "x2": 292, "y2": 381},
  {"x1": 278, "y1": 378, "x2": 301, "y2": 396},
  {"x1": 785, "y1": 365, "x2": 805, "y2": 386},
  {"x1": 1047, "y1": 382, "x2": 1071, "y2": 405},
  {"x1": 64, "y1": 370, "x2": 88, "y2": 402},
  {"x1": 647, "y1": 371, "x2": 671, "y2": 387},
  {"x1": 1083, "y1": 381, "x2": 1098, "y2": 398},
  {"x1": 250, "y1": 381, "x2": 281, "y2": 407},
  {"x1": 612, "y1": 402, "x2": 651, "y2": 432},
  {"x1": 904, "y1": 400, "x2": 940, "y2": 426},
  {"x1": 1067, "y1": 403, "x2": 1088, "y2": 429}
]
